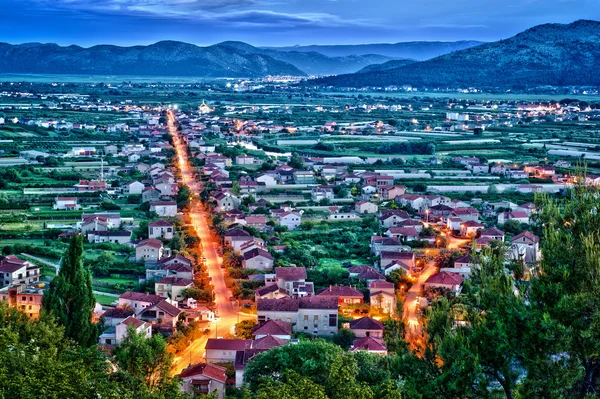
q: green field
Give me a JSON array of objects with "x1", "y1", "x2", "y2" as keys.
[{"x1": 94, "y1": 293, "x2": 118, "y2": 306}]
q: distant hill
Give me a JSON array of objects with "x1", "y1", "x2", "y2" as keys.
[
  {"x1": 317, "y1": 20, "x2": 600, "y2": 88},
  {"x1": 264, "y1": 41, "x2": 484, "y2": 60},
  {"x1": 216, "y1": 41, "x2": 395, "y2": 75},
  {"x1": 356, "y1": 59, "x2": 417, "y2": 74},
  {"x1": 0, "y1": 41, "x2": 306, "y2": 78}
]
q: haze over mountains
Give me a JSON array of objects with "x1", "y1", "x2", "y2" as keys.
[
  {"x1": 0, "y1": 39, "x2": 480, "y2": 78},
  {"x1": 318, "y1": 20, "x2": 600, "y2": 89}
]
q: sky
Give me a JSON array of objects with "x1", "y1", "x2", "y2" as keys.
[{"x1": 0, "y1": 0, "x2": 598, "y2": 47}]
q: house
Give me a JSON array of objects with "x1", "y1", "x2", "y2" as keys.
[
  {"x1": 155, "y1": 277, "x2": 193, "y2": 301},
  {"x1": 446, "y1": 254, "x2": 480, "y2": 277},
  {"x1": 385, "y1": 227, "x2": 420, "y2": 242},
  {"x1": 223, "y1": 228, "x2": 253, "y2": 252},
  {"x1": 150, "y1": 201, "x2": 178, "y2": 217},
  {"x1": 355, "y1": 200, "x2": 378, "y2": 214},
  {"x1": 148, "y1": 219, "x2": 174, "y2": 240},
  {"x1": 380, "y1": 251, "x2": 415, "y2": 272},
  {"x1": 178, "y1": 363, "x2": 227, "y2": 399},
  {"x1": 424, "y1": 272, "x2": 463, "y2": 294},
  {"x1": 351, "y1": 336, "x2": 388, "y2": 355},
  {"x1": 480, "y1": 227, "x2": 505, "y2": 242},
  {"x1": 275, "y1": 266, "x2": 313, "y2": 297},
  {"x1": 205, "y1": 339, "x2": 251, "y2": 362},
  {"x1": 369, "y1": 280, "x2": 396, "y2": 314},
  {"x1": 397, "y1": 194, "x2": 425, "y2": 211},
  {"x1": 0, "y1": 284, "x2": 44, "y2": 319},
  {"x1": 119, "y1": 291, "x2": 166, "y2": 314},
  {"x1": 81, "y1": 215, "x2": 110, "y2": 234},
  {"x1": 498, "y1": 211, "x2": 530, "y2": 225},
  {"x1": 142, "y1": 187, "x2": 161, "y2": 203},
  {"x1": 348, "y1": 266, "x2": 385, "y2": 282},
  {"x1": 311, "y1": 187, "x2": 333, "y2": 202},
  {"x1": 252, "y1": 320, "x2": 293, "y2": 340},
  {"x1": 460, "y1": 220, "x2": 485, "y2": 237},
  {"x1": 213, "y1": 192, "x2": 241, "y2": 212},
  {"x1": 370, "y1": 236, "x2": 407, "y2": 256},
  {"x1": 98, "y1": 316, "x2": 152, "y2": 346},
  {"x1": 278, "y1": 212, "x2": 302, "y2": 230},
  {"x1": 135, "y1": 238, "x2": 164, "y2": 263},
  {"x1": 510, "y1": 231, "x2": 541, "y2": 263},
  {"x1": 0, "y1": 256, "x2": 41, "y2": 288},
  {"x1": 256, "y1": 174, "x2": 278, "y2": 187},
  {"x1": 316, "y1": 285, "x2": 364, "y2": 305},
  {"x1": 293, "y1": 170, "x2": 315, "y2": 184},
  {"x1": 100, "y1": 307, "x2": 135, "y2": 326},
  {"x1": 126, "y1": 181, "x2": 145, "y2": 195},
  {"x1": 74, "y1": 179, "x2": 107, "y2": 192},
  {"x1": 235, "y1": 155, "x2": 255, "y2": 165},
  {"x1": 87, "y1": 230, "x2": 132, "y2": 245},
  {"x1": 378, "y1": 185, "x2": 406, "y2": 200},
  {"x1": 256, "y1": 296, "x2": 339, "y2": 336},
  {"x1": 245, "y1": 216, "x2": 267, "y2": 232},
  {"x1": 450, "y1": 207, "x2": 480, "y2": 222},
  {"x1": 349, "y1": 316, "x2": 384, "y2": 338},
  {"x1": 378, "y1": 210, "x2": 410, "y2": 228},
  {"x1": 242, "y1": 248, "x2": 274, "y2": 271},
  {"x1": 254, "y1": 284, "x2": 289, "y2": 300},
  {"x1": 138, "y1": 298, "x2": 182, "y2": 331},
  {"x1": 54, "y1": 197, "x2": 80, "y2": 210}
]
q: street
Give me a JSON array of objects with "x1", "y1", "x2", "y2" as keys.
[{"x1": 167, "y1": 111, "x2": 253, "y2": 374}]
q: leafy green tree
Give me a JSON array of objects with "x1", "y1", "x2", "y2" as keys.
[
  {"x1": 254, "y1": 370, "x2": 328, "y2": 399},
  {"x1": 288, "y1": 153, "x2": 305, "y2": 169},
  {"x1": 332, "y1": 328, "x2": 356, "y2": 350},
  {"x1": 112, "y1": 326, "x2": 181, "y2": 396},
  {"x1": 527, "y1": 184, "x2": 600, "y2": 397},
  {"x1": 235, "y1": 320, "x2": 257, "y2": 339},
  {"x1": 42, "y1": 234, "x2": 98, "y2": 347}
]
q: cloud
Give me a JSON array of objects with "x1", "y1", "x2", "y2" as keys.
[{"x1": 32, "y1": 0, "x2": 368, "y2": 29}]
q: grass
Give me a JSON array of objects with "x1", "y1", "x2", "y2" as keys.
[
  {"x1": 94, "y1": 276, "x2": 139, "y2": 285},
  {"x1": 94, "y1": 293, "x2": 118, "y2": 306},
  {"x1": 318, "y1": 257, "x2": 370, "y2": 269}
]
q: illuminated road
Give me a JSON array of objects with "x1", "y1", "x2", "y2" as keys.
[
  {"x1": 403, "y1": 260, "x2": 436, "y2": 347},
  {"x1": 167, "y1": 111, "x2": 253, "y2": 374}
]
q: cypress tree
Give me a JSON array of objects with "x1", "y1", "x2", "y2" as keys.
[{"x1": 42, "y1": 233, "x2": 98, "y2": 346}]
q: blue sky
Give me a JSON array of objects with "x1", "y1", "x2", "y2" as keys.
[{"x1": 0, "y1": 0, "x2": 598, "y2": 46}]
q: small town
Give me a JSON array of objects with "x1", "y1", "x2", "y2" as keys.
[
  {"x1": 1, "y1": 79, "x2": 600, "y2": 398},
  {"x1": 2, "y1": 4, "x2": 600, "y2": 398}
]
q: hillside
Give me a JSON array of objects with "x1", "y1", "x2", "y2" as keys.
[
  {"x1": 356, "y1": 59, "x2": 416, "y2": 74},
  {"x1": 317, "y1": 20, "x2": 600, "y2": 88},
  {"x1": 264, "y1": 41, "x2": 484, "y2": 60},
  {"x1": 216, "y1": 41, "x2": 395, "y2": 75},
  {"x1": 0, "y1": 41, "x2": 306, "y2": 78}
]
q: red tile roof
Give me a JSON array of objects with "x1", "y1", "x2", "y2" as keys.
[
  {"x1": 137, "y1": 238, "x2": 163, "y2": 249},
  {"x1": 275, "y1": 266, "x2": 306, "y2": 281},
  {"x1": 205, "y1": 339, "x2": 251, "y2": 351},
  {"x1": 178, "y1": 363, "x2": 228, "y2": 383},
  {"x1": 349, "y1": 316, "x2": 384, "y2": 331},
  {"x1": 351, "y1": 336, "x2": 387, "y2": 352},
  {"x1": 317, "y1": 285, "x2": 363, "y2": 298},
  {"x1": 252, "y1": 320, "x2": 292, "y2": 336}
]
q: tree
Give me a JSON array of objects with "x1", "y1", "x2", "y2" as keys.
[
  {"x1": 112, "y1": 326, "x2": 181, "y2": 396},
  {"x1": 254, "y1": 370, "x2": 328, "y2": 399},
  {"x1": 332, "y1": 328, "x2": 356, "y2": 350},
  {"x1": 235, "y1": 320, "x2": 257, "y2": 339},
  {"x1": 176, "y1": 184, "x2": 191, "y2": 209},
  {"x1": 288, "y1": 153, "x2": 305, "y2": 169},
  {"x1": 42, "y1": 234, "x2": 98, "y2": 347},
  {"x1": 526, "y1": 183, "x2": 600, "y2": 397},
  {"x1": 171, "y1": 232, "x2": 187, "y2": 252}
]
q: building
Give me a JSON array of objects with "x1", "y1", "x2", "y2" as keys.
[
  {"x1": 0, "y1": 284, "x2": 44, "y2": 319},
  {"x1": 242, "y1": 248, "x2": 274, "y2": 271},
  {"x1": 424, "y1": 272, "x2": 463, "y2": 294},
  {"x1": 351, "y1": 336, "x2": 388, "y2": 355},
  {"x1": 135, "y1": 238, "x2": 164, "y2": 263},
  {"x1": 223, "y1": 228, "x2": 253, "y2": 252},
  {"x1": 510, "y1": 231, "x2": 541, "y2": 264},
  {"x1": 460, "y1": 220, "x2": 485, "y2": 237},
  {"x1": 213, "y1": 192, "x2": 241, "y2": 212},
  {"x1": 54, "y1": 197, "x2": 80, "y2": 210},
  {"x1": 81, "y1": 215, "x2": 110, "y2": 234},
  {"x1": 252, "y1": 319, "x2": 293, "y2": 340},
  {"x1": 148, "y1": 219, "x2": 174, "y2": 240},
  {"x1": 178, "y1": 363, "x2": 227, "y2": 399},
  {"x1": 87, "y1": 230, "x2": 132, "y2": 245},
  {"x1": 369, "y1": 280, "x2": 396, "y2": 314},
  {"x1": 155, "y1": 277, "x2": 193, "y2": 301},
  {"x1": 349, "y1": 316, "x2": 384, "y2": 338},
  {"x1": 0, "y1": 256, "x2": 41, "y2": 288},
  {"x1": 150, "y1": 201, "x2": 178, "y2": 217},
  {"x1": 205, "y1": 339, "x2": 251, "y2": 362},
  {"x1": 126, "y1": 181, "x2": 145, "y2": 195},
  {"x1": 355, "y1": 200, "x2": 378, "y2": 214},
  {"x1": 256, "y1": 296, "x2": 339, "y2": 336},
  {"x1": 275, "y1": 267, "x2": 312, "y2": 297},
  {"x1": 316, "y1": 285, "x2": 364, "y2": 305},
  {"x1": 278, "y1": 212, "x2": 302, "y2": 230},
  {"x1": 98, "y1": 316, "x2": 152, "y2": 346}
]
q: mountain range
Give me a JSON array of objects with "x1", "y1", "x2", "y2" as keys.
[
  {"x1": 317, "y1": 20, "x2": 600, "y2": 89},
  {"x1": 0, "y1": 40, "x2": 481, "y2": 78},
  {"x1": 263, "y1": 41, "x2": 484, "y2": 60}
]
